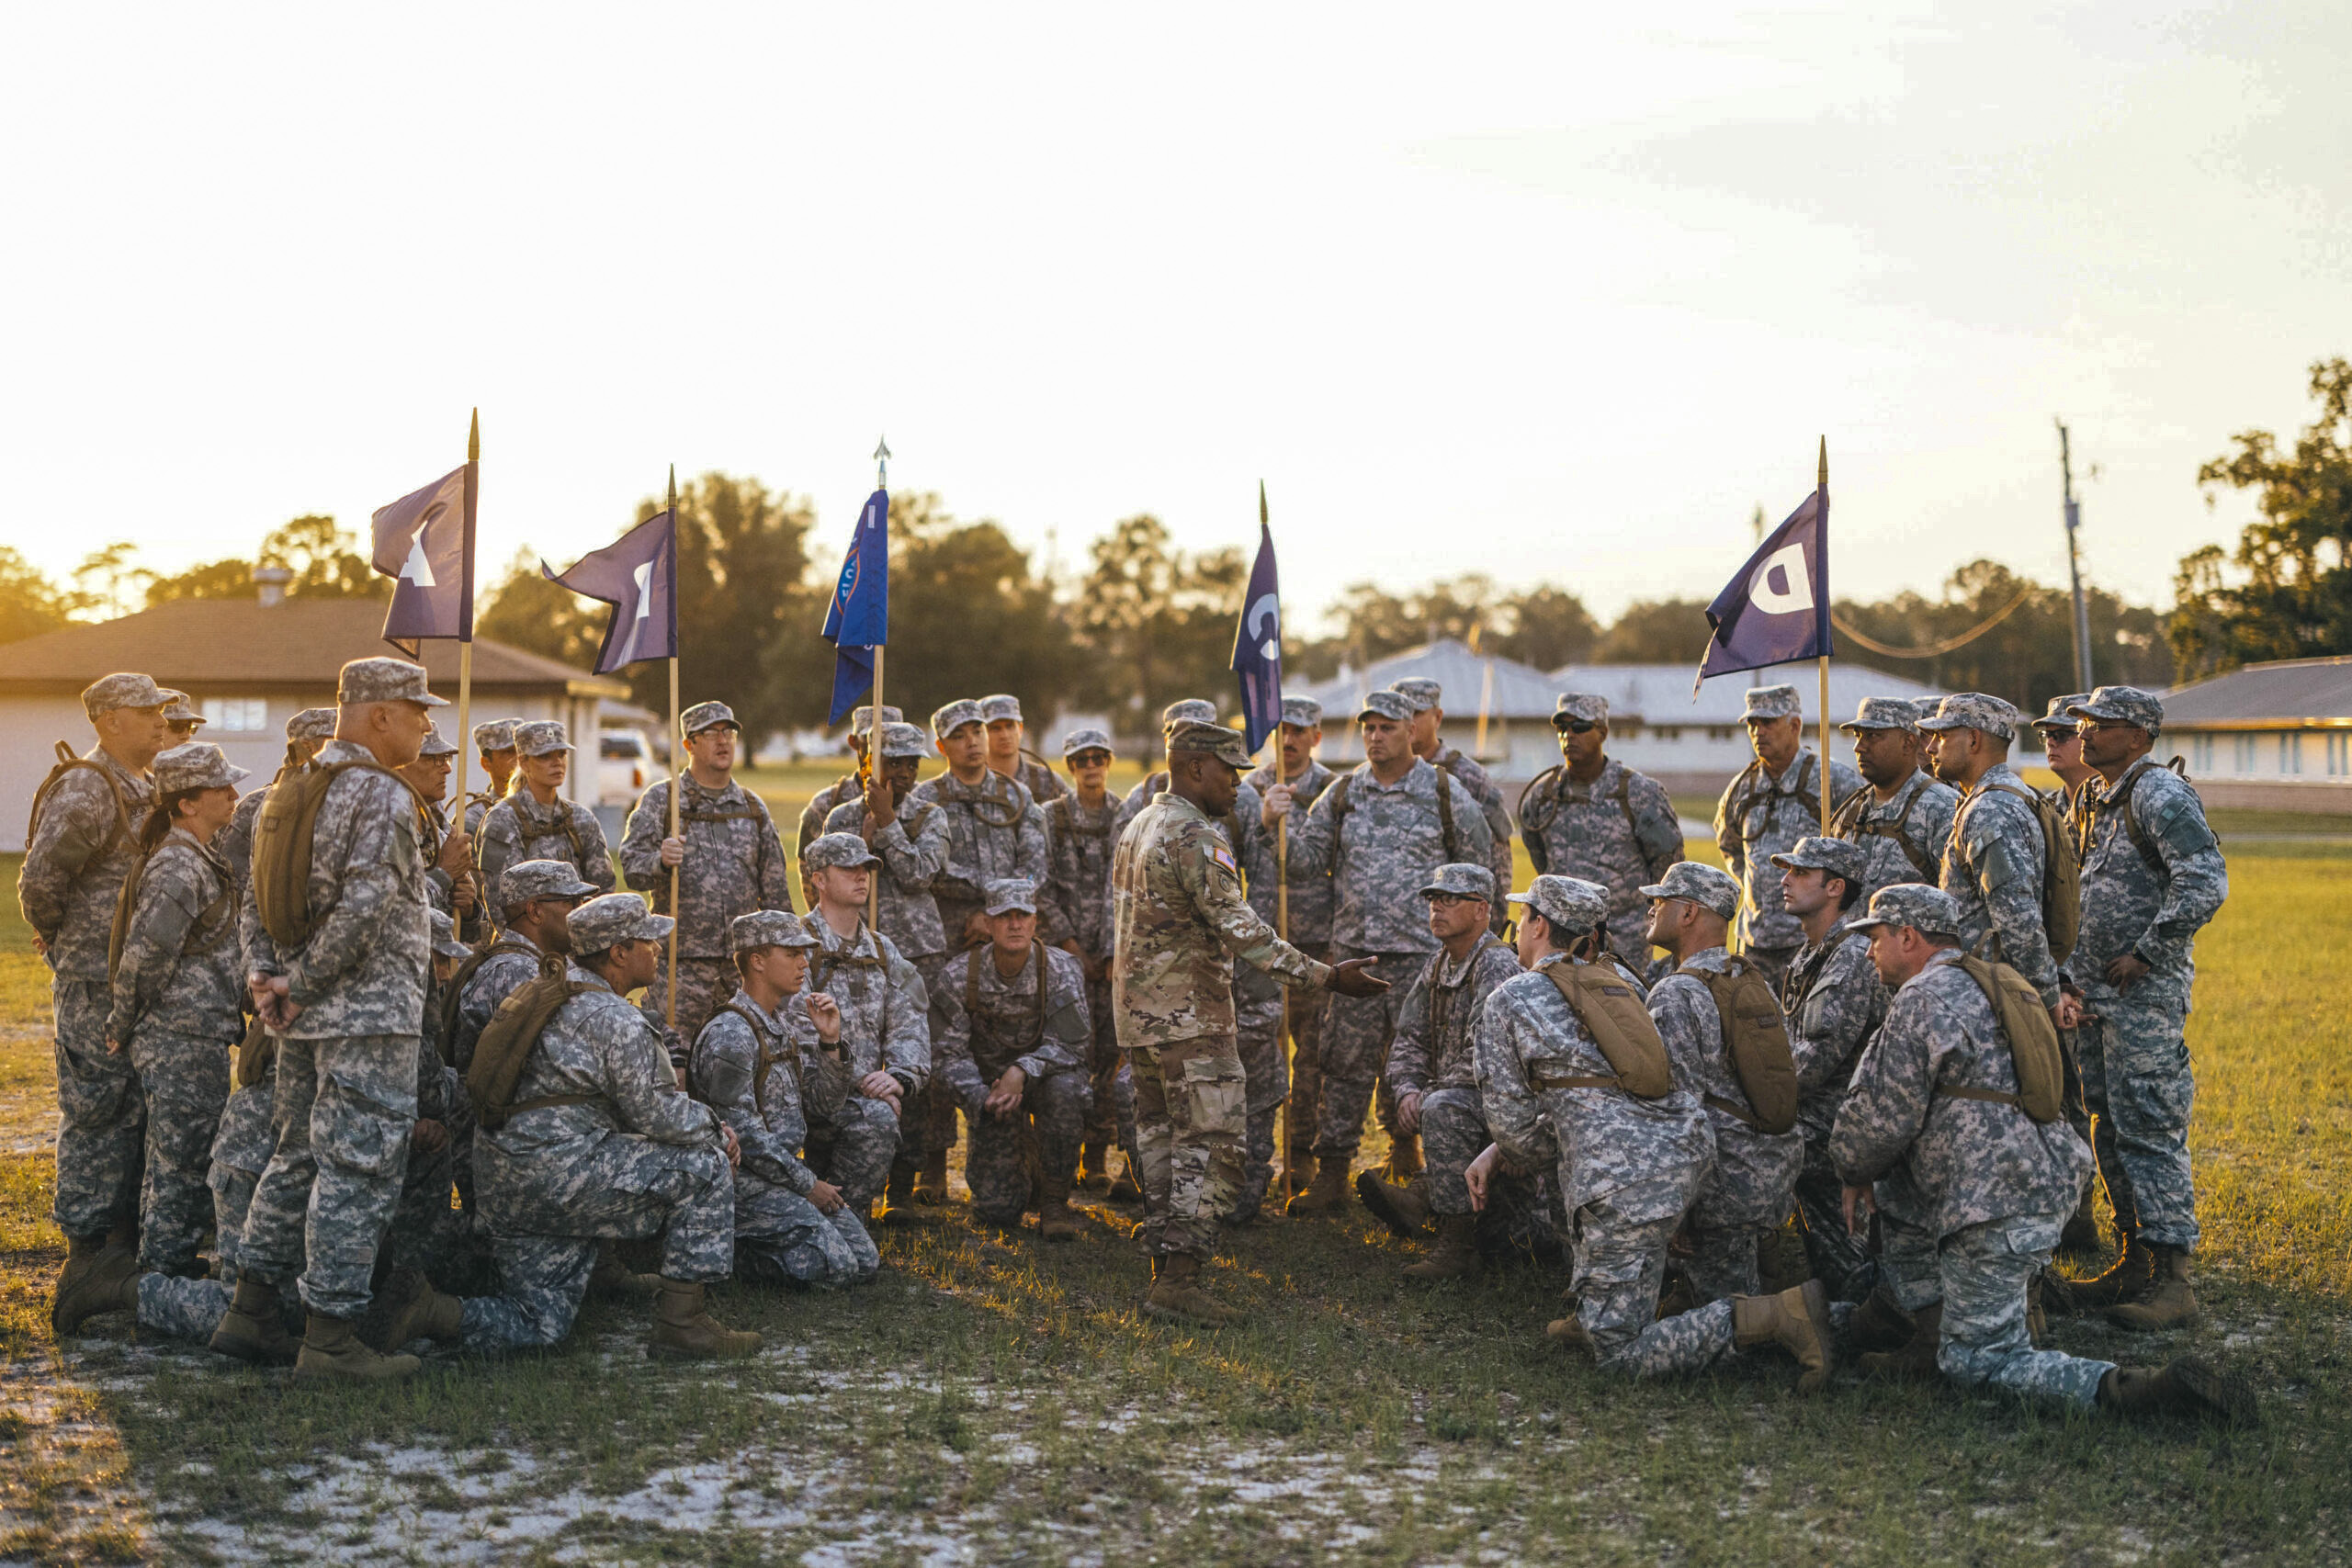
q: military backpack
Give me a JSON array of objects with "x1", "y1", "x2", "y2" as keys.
[
  {"x1": 1678, "y1": 955, "x2": 1800, "y2": 1134},
  {"x1": 436, "y1": 937, "x2": 540, "y2": 1065},
  {"x1": 1534, "y1": 956, "x2": 1674, "y2": 1100},
  {"x1": 464, "y1": 953, "x2": 603, "y2": 1129},
  {"x1": 1939, "y1": 953, "x2": 2064, "y2": 1123},
  {"x1": 26, "y1": 741, "x2": 134, "y2": 861},
  {"x1": 1955, "y1": 780, "x2": 2080, "y2": 964},
  {"x1": 251, "y1": 758, "x2": 424, "y2": 949}
]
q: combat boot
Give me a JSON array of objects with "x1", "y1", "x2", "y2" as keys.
[
  {"x1": 1354, "y1": 1170, "x2": 1432, "y2": 1238},
  {"x1": 1401, "y1": 1214, "x2": 1478, "y2": 1281},
  {"x1": 2058, "y1": 1189, "x2": 2101, "y2": 1255},
  {"x1": 1385, "y1": 1134, "x2": 1423, "y2": 1184},
  {"x1": 51, "y1": 1247, "x2": 140, "y2": 1336},
  {"x1": 885, "y1": 1163, "x2": 915, "y2": 1210},
  {"x1": 2098, "y1": 1357, "x2": 2257, "y2": 1427},
  {"x1": 912, "y1": 1152, "x2": 953, "y2": 1207},
  {"x1": 209, "y1": 1277, "x2": 298, "y2": 1366},
  {"x1": 1732, "y1": 1280, "x2": 1834, "y2": 1394},
  {"x1": 1223, "y1": 1168, "x2": 1271, "y2": 1228},
  {"x1": 1076, "y1": 1143, "x2": 1114, "y2": 1195},
  {"x1": 2059, "y1": 1235, "x2": 2155, "y2": 1311},
  {"x1": 1858, "y1": 1301, "x2": 1942, "y2": 1382},
  {"x1": 2108, "y1": 1246, "x2": 2200, "y2": 1333},
  {"x1": 648, "y1": 1280, "x2": 762, "y2": 1360},
  {"x1": 295, "y1": 1311, "x2": 422, "y2": 1382},
  {"x1": 357, "y1": 1268, "x2": 464, "y2": 1353},
  {"x1": 588, "y1": 1244, "x2": 661, "y2": 1302},
  {"x1": 1141, "y1": 1253, "x2": 1239, "y2": 1327},
  {"x1": 1545, "y1": 1314, "x2": 1595, "y2": 1356},
  {"x1": 1036, "y1": 1169, "x2": 1084, "y2": 1243},
  {"x1": 1849, "y1": 1289, "x2": 1916, "y2": 1355},
  {"x1": 1284, "y1": 1157, "x2": 1351, "y2": 1216},
  {"x1": 1107, "y1": 1162, "x2": 1144, "y2": 1203}
]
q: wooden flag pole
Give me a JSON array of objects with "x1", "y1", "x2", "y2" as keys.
[
  {"x1": 1816, "y1": 435, "x2": 1832, "y2": 833},
  {"x1": 866, "y1": 437, "x2": 889, "y2": 931},
  {"x1": 665, "y1": 465, "x2": 683, "y2": 1032},
  {"x1": 454, "y1": 409, "x2": 479, "y2": 816}
]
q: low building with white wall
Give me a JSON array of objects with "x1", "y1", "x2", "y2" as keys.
[{"x1": 2156, "y1": 656, "x2": 2352, "y2": 814}]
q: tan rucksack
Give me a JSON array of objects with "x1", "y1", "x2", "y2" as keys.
[
  {"x1": 252, "y1": 758, "x2": 423, "y2": 949},
  {"x1": 26, "y1": 741, "x2": 134, "y2": 861},
  {"x1": 1679, "y1": 956, "x2": 1800, "y2": 1134},
  {"x1": 1539, "y1": 957, "x2": 1674, "y2": 1100},
  {"x1": 1958, "y1": 780, "x2": 2081, "y2": 965},
  {"x1": 464, "y1": 953, "x2": 602, "y2": 1129},
  {"x1": 1939, "y1": 954, "x2": 2064, "y2": 1123}
]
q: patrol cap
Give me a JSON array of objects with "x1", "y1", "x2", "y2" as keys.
[
  {"x1": 471, "y1": 718, "x2": 518, "y2": 752},
  {"x1": 878, "y1": 721, "x2": 933, "y2": 760},
  {"x1": 513, "y1": 719, "x2": 572, "y2": 756},
  {"x1": 1280, "y1": 695, "x2": 1324, "y2": 728},
  {"x1": 931, "y1": 699, "x2": 984, "y2": 739},
  {"x1": 567, "y1": 892, "x2": 673, "y2": 953},
  {"x1": 153, "y1": 742, "x2": 249, "y2": 795},
  {"x1": 681, "y1": 700, "x2": 740, "y2": 737},
  {"x1": 1769, "y1": 836, "x2": 1871, "y2": 887},
  {"x1": 291, "y1": 707, "x2": 340, "y2": 742},
  {"x1": 1909, "y1": 696, "x2": 1946, "y2": 724},
  {"x1": 1060, "y1": 727, "x2": 1115, "y2": 760},
  {"x1": 803, "y1": 831, "x2": 882, "y2": 873},
  {"x1": 983, "y1": 877, "x2": 1039, "y2": 916},
  {"x1": 1418, "y1": 863, "x2": 1496, "y2": 902},
  {"x1": 1917, "y1": 693, "x2": 2018, "y2": 741},
  {"x1": 82, "y1": 673, "x2": 167, "y2": 719},
  {"x1": 978, "y1": 694, "x2": 1023, "y2": 723},
  {"x1": 417, "y1": 723, "x2": 458, "y2": 759},
  {"x1": 2068, "y1": 685, "x2": 2165, "y2": 738},
  {"x1": 1358, "y1": 690, "x2": 1414, "y2": 725},
  {"x1": 730, "y1": 908, "x2": 817, "y2": 954},
  {"x1": 849, "y1": 705, "x2": 904, "y2": 734},
  {"x1": 1840, "y1": 697, "x2": 1920, "y2": 735},
  {"x1": 1390, "y1": 677, "x2": 1442, "y2": 714},
  {"x1": 497, "y1": 859, "x2": 598, "y2": 908},
  {"x1": 2031, "y1": 694, "x2": 2092, "y2": 734},
  {"x1": 1742, "y1": 684, "x2": 1801, "y2": 722},
  {"x1": 1638, "y1": 862, "x2": 1741, "y2": 921},
  {"x1": 1847, "y1": 882, "x2": 1962, "y2": 941},
  {"x1": 160, "y1": 690, "x2": 204, "y2": 727},
  {"x1": 428, "y1": 908, "x2": 470, "y2": 961},
  {"x1": 1160, "y1": 698, "x2": 1218, "y2": 729},
  {"x1": 338, "y1": 657, "x2": 448, "y2": 708},
  {"x1": 1554, "y1": 694, "x2": 1608, "y2": 728},
  {"x1": 1507, "y1": 874, "x2": 1610, "y2": 935},
  {"x1": 1166, "y1": 720, "x2": 1253, "y2": 770}
]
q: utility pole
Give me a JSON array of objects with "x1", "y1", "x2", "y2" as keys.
[{"x1": 2057, "y1": 419, "x2": 2094, "y2": 691}]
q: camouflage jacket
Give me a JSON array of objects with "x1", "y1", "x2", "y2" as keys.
[
  {"x1": 904, "y1": 771, "x2": 1048, "y2": 937},
  {"x1": 823, "y1": 795, "x2": 952, "y2": 961},
  {"x1": 1039, "y1": 789, "x2": 1125, "y2": 956},
  {"x1": 1385, "y1": 936, "x2": 1522, "y2": 1095},
  {"x1": 1117, "y1": 774, "x2": 1277, "y2": 924},
  {"x1": 620, "y1": 773, "x2": 794, "y2": 957},
  {"x1": 934, "y1": 942, "x2": 1091, "y2": 1110},
  {"x1": 1246, "y1": 759, "x2": 1337, "y2": 944},
  {"x1": 447, "y1": 933, "x2": 547, "y2": 1073},
  {"x1": 220, "y1": 781, "x2": 271, "y2": 891},
  {"x1": 691, "y1": 987, "x2": 820, "y2": 1198},
  {"x1": 243, "y1": 739, "x2": 433, "y2": 1042},
  {"x1": 1647, "y1": 945, "x2": 1804, "y2": 1227},
  {"x1": 1284, "y1": 759, "x2": 1495, "y2": 955},
  {"x1": 2065, "y1": 758, "x2": 2227, "y2": 1010},
  {"x1": 1941, "y1": 762, "x2": 2060, "y2": 1006},
  {"x1": 1780, "y1": 920, "x2": 1887, "y2": 1148},
  {"x1": 796, "y1": 774, "x2": 862, "y2": 867},
  {"x1": 1474, "y1": 954, "x2": 1714, "y2": 1212},
  {"x1": 1429, "y1": 744, "x2": 1518, "y2": 921},
  {"x1": 1111, "y1": 794, "x2": 1329, "y2": 1050},
  {"x1": 1000, "y1": 756, "x2": 1068, "y2": 807},
  {"x1": 107, "y1": 828, "x2": 243, "y2": 1045},
  {"x1": 1715, "y1": 748, "x2": 1866, "y2": 953},
  {"x1": 461, "y1": 789, "x2": 504, "y2": 840},
  {"x1": 1830, "y1": 950, "x2": 2091, "y2": 1236},
  {"x1": 1519, "y1": 756, "x2": 1683, "y2": 942},
  {"x1": 1829, "y1": 768, "x2": 1959, "y2": 903},
  {"x1": 801, "y1": 910, "x2": 932, "y2": 1091},
  {"x1": 477, "y1": 789, "x2": 616, "y2": 901},
  {"x1": 19, "y1": 744, "x2": 153, "y2": 979}
]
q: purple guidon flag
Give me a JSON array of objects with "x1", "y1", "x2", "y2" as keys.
[
  {"x1": 543, "y1": 509, "x2": 679, "y2": 674},
  {"x1": 1229, "y1": 512, "x2": 1283, "y2": 753},
  {"x1": 1694, "y1": 479, "x2": 1831, "y2": 692},
  {"x1": 371, "y1": 463, "x2": 477, "y2": 657}
]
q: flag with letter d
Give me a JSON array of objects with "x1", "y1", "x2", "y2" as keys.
[
  {"x1": 820, "y1": 489, "x2": 890, "y2": 725},
  {"x1": 371, "y1": 463, "x2": 476, "y2": 656},
  {"x1": 542, "y1": 509, "x2": 678, "y2": 674},
  {"x1": 1229, "y1": 520, "x2": 1283, "y2": 753},
  {"x1": 1694, "y1": 481, "x2": 1831, "y2": 689}
]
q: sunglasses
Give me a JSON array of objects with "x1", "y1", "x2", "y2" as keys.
[
  {"x1": 1553, "y1": 720, "x2": 1599, "y2": 735},
  {"x1": 1067, "y1": 750, "x2": 1112, "y2": 769},
  {"x1": 2075, "y1": 719, "x2": 2138, "y2": 734}
]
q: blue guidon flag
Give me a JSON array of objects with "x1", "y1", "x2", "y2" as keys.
[
  {"x1": 1694, "y1": 477, "x2": 1831, "y2": 691},
  {"x1": 371, "y1": 463, "x2": 476, "y2": 657},
  {"x1": 1229, "y1": 502, "x2": 1283, "y2": 753},
  {"x1": 542, "y1": 509, "x2": 678, "y2": 674},
  {"x1": 820, "y1": 488, "x2": 890, "y2": 725}
]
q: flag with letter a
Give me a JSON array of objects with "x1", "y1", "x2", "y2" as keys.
[
  {"x1": 543, "y1": 509, "x2": 679, "y2": 673},
  {"x1": 1694, "y1": 480, "x2": 1831, "y2": 689},
  {"x1": 371, "y1": 464, "x2": 476, "y2": 655},
  {"x1": 820, "y1": 488, "x2": 890, "y2": 724}
]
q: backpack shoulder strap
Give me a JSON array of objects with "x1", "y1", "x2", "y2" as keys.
[
  {"x1": 29, "y1": 746, "x2": 136, "y2": 858},
  {"x1": 2099, "y1": 765, "x2": 2169, "y2": 875},
  {"x1": 1432, "y1": 766, "x2": 1460, "y2": 863}
]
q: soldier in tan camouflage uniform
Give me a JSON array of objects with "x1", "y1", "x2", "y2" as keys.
[
  {"x1": 1519, "y1": 693, "x2": 1684, "y2": 979},
  {"x1": 462, "y1": 718, "x2": 520, "y2": 838},
  {"x1": 1389, "y1": 678, "x2": 1516, "y2": 933},
  {"x1": 979, "y1": 694, "x2": 1069, "y2": 807},
  {"x1": 1246, "y1": 695, "x2": 1336, "y2": 1178},
  {"x1": 796, "y1": 705, "x2": 901, "y2": 878},
  {"x1": 1113, "y1": 722, "x2": 1385, "y2": 1325},
  {"x1": 1713, "y1": 683, "x2": 1865, "y2": 988},
  {"x1": 476, "y1": 720, "x2": 616, "y2": 901},
  {"x1": 1039, "y1": 728, "x2": 1129, "y2": 1192}
]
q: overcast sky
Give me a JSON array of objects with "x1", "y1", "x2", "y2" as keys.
[{"x1": 3, "y1": 3, "x2": 2346, "y2": 635}]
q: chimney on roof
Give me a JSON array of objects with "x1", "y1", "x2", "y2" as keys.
[{"x1": 253, "y1": 565, "x2": 292, "y2": 607}]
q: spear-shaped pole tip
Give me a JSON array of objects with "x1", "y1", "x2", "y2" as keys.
[
  {"x1": 1817, "y1": 434, "x2": 1827, "y2": 489},
  {"x1": 874, "y1": 434, "x2": 890, "y2": 490},
  {"x1": 469, "y1": 408, "x2": 481, "y2": 463},
  {"x1": 1259, "y1": 479, "x2": 1268, "y2": 527},
  {"x1": 667, "y1": 463, "x2": 677, "y2": 510}
]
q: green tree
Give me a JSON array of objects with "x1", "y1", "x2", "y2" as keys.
[
  {"x1": 1592, "y1": 598, "x2": 1715, "y2": 663},
  {"x1": 1072, "y1": 514, "x2": 1246, "y2": 759},
  {"x1": 866, "y1": 492, "x2": 1075, "y2": 735},
  {"x1": 0, "y1": 547, "x2": 74, "y2": 646},
  {"x1": 143, "y1": 514, "x2": 378, "y2": 606},
  {"x1": 474, "y1": 547, "x2": 609, "y2": 671},
  {"x1": 1495, "y1": 584, "x2": 1600, "y2": 670}
]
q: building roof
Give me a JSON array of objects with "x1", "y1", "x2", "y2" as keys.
[
  {"x1": 0, "y1": 598, "x2": 629, "y2": 698},
  {"x1": 2159, "y1": 657, "x2": 2352, "y2": 728},
  {"x1": 1297, "y1": 639, "x2": 1561, "y2": 720},
  {"x1": 1546, "y1": 660, "x2": 1944, "y2": 725}
]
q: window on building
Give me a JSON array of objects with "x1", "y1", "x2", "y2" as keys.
[
  {"x1": 1654, "y1": 726, "x2": 1681, "y2": 742},
  {"x1": 2232, "y1": 734, "x2": 2256, "y2": 773},
  {"x1": 1706, "y1": 727, "x2": 1734, "y2": 743},
  {"x1": 2327, "y1": 733, "x2": 2349, "y2": 777},
  {"x1": 2280, "y1": 733, "x2": 2303, "y2": 775},
  {"x1": 201, "y1": 697, "x2": 268, "y2": 732}
]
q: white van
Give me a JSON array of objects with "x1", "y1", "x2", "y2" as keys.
[{"x1": 597, "y1": 728, "x2": 662, "y2": 807}]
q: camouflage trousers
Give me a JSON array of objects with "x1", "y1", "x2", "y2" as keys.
[
  {"x1": 386, "y1": 1115, "x2": 481, "y2": 1292},
  {"x1": 641, "y1": 957, "x2": 733, "y2": 1067},
  {"x1": 1133, "y1": 1033, "x2": 1245, "y2": 1261},
  {"x1": 1567, "y1": 1168, "x2": 1737, "y2": 1378},
  {"x1": 1938, "y1": 1215, "x2": 2113, "y2": 1409},
  {"x1": 892, "y1": 953, "x2": 953, "y2": 1189},
  {"x1": 1316, "y1": 947, "x2": 1420, "y2": 1157},
  {"x1": 963, "y1": 1069, "x2": 1091, "y2": 1227},
  {"x1": 735, "y1": 1176, "x2": 880, "y2": 1287},
  {"x1": 241, "y1": 1032, "x2": 419, "y2": 1320},
  {"x1": 1417, "y1": 1091, "x2": 1566, "y2": 1258},
  {"x1": 51, "y1": 976, "x2": 143, "y2": 1242},
  {"x1": 126, "y1": 1030, "x2": 232, "y2": 1276},
  {"x1": 1872, "y1": 1165, "x2": 1945, "y2": 1313},
  {"x1": 2076, "y1": 997, "x2": 2198, "y2": 1250},
  {"x1": 1416, "y1": 1088, "x2": 1489, "y2": 1217},
  {"x1": 1283, "y1": 942, "x2": 1328, "y2": 1166},
  {"x1": 1792, "y1": 1139, "x2": 1876, "y2": 1303},
  {"x1": 1080, "y1": 969, "x2": 1121, "y2": 1147},
  {"x1": 134, "y1": 1110, "x2": 296, "y2": 1345},
  {"x1": 135, "y1": 1270, "x2": 304, "y2": 1344},
  {"x1": 805, "y1": 1092, "x2": 904, "y2": 1208},
  {"x1": 1235, "y1": 979, "x2": 1287, "y2": 1222}
]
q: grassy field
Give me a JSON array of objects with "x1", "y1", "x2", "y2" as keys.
[{"x1": 0, "y1": 818, "x2": 2347, "y2": 1562}]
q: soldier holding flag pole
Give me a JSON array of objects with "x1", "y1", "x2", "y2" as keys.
[{"x1": 1230, "y1": 486, "x2": 1293, "y2": 1213}]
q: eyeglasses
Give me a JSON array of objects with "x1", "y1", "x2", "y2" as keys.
[
  {"x1": 1553, "y1": 720, "x2": 1599, "y2": 735},
  {"x1": 1424, "y1": 892, "x2": 1487, "y2": 908}
]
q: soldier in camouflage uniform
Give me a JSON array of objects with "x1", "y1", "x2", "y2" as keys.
[
  {"x1": 1114, "y1": 722, "x2": 1384, "y2": 1325},
  {"x1": 1769, "y1": 837, "x2": 1887, "y2": 1302},
  {"x1": 1920, "y1": 694, "x2": 2062, "y2": 1009},
  {"x1": 384, "y1": 910, "x2": 476, "y2": 1289},
  {"x1": 1714, "y1": 683, "x2": 1864, "y2": 988},
  {"x1": 690, "y1": 910, "x2": 879, "y2": 1288},
  {"x1": 1828, "y1": 697, "x2": 1959, "y2": 905},
  {"x1": 622, "y1": 700, "x2": 797, "y2": 1058},
  {"x1": 1247, "y1": 695, "x2": 1336, "y2": 1177},
  {"x1": 934, "y1": 880, "x2": 1093, "y2": 1236},
  {"x1": 2052, "y1": 689, "x2": 2228, "y2": 1331},
  {"x1": 220, "y1": 707, "x2": 337, "y2": 896},
  {"x1": 979, "y1": 694, "x2": 1069, "y2": 807},
  {"x1": 796, "y1": 705, "x2": 901, "y2": 875},
  {"x1": 1354, "y1": 863, "x2": 1529, "y2": 1279},
  {"x1": 1641, "y1": 862, "x2": 1803, "y2": 1303},
  {"x1": 1267, "y1": 690, "x2": 1493, "y2": 1212},
  {"x1": 1518, "y1": 694, "x2": 1683, "y2": 979},
  {"x1": 798, "y1": 833, "x2": 933, "y2": 1209},
  {"x1": 462, "y1": 718, "x2": 520, "y2": 838},
  {"x1": 1834, "y1": 884, "x2": 2252, "y2": 1425},
  {"x1": 21, "y1": 672, "x2": 167, "y2": 1309},
  {"x1": 1039, "y1": 728, "x2": 1130, "y2": 1191},
  {"x1": 2033, "y1": 695, "x2": 2098, "y2": 829},
  {"x1": 476, "y1": 720, "x2": 616, "y2": 901},
  {"x1": 2029, "y1": 694, "x2": 2103, "y2": 1252},
  {"x1": 1390, "y1": 678, "x2": 1516, "y2": 933},
  {"x1": 1473, "y1": 875, "x2": 1832, "y2": 1390},
  {"x1": 159, "y1": 689, "x2": 204, "y2": 744},
  {"x1": 399, "y1": 722, "x2": 482, "y2": 936}
]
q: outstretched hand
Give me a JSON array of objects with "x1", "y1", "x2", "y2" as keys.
[{"x1": 1325, "y1": 957, "x2": 1388, "y2": 998}]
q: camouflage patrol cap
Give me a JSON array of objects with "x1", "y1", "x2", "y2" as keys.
[
  {"x1": 878, "y1": 721, "x2": 933, "y2": 759},
  {"x1": 417, "y1": 723, "x2": 458, "y2": 758},
  {"x1": 803, "y1": 831, "x2": 882, "y2": 873},
  {"x1": 338, "y1": 657, "x2": 448, "y2": 707},
  {"x1": 81, "y1": 672, "x2": 167, "y2": 719},
  {"x1": 849, "y1": 705, "x2": 904, "y2": 733},
  {"x1": 1847, "y1": 882, "x2": 1962, "y2": 941},
  {"x1": 1507, "y1": 874, "x2": 1609, "y2": 935},
  {"x1": 567, "y1": 892, "x2": 673, "y2": 954},
  {"x1": 153, "y1": 742, "x2": 249, "y2": 795},
  {"x1": 681, "y1": 700, "x2": 740, "y2": 737},
  {"x1": 983, "y1": 877, "x2": 1039, "y2": 916},
  {"x1": 1160, "y1": 699, "x2": 1218, "y2": 729},
  {"x1": 1060, "y1": 727, "x2": 1115, "y2": 759},
  {"x1": 497, "y1": 859, "x2": 598, "y2": 908},
  {"x1": 1554, "y1": 694, "x2": 1608, "y2": 727},
  {"x1": 2032, "y1": 694, "x2": 2092, "y2": 734},
  {"x1": 730, "y1": 908, "x2": 817, "y2": 954},
  {"x1": 1743, "y1": 684, "x2": 1802, "y2": 722},
  {"x1": 513, "y1": 719, "x2": 571, "y2": 756},
  {"x1": 1840, "y1": 697, "x2": 1920, "y2": 735},
  {"x1": 931, "y1": 699, "x2": 985, "y2": 739},
  {"x1": 1418, "y1": 863, "x2": 1496, "y2": 902},
  {"x1": 471, "y1": 718, "x2": 518, "y2": 752},
  {"x1": 1358, "y1": 690, "x2": 1414, "y2": 725},
  {"x1": 1638, "y1": 862, "x2": 1741, "y2": 921},
  {"x1": 160, "y1": 690, "x2": 204, "y2": 727},
  {"x1": 1390, "y1": 677, "x2": 1442, "y2": 713},
  {"x1": 1166, "y1": 720, "x2": 1252, "y2": 770},
  {"x1": 2067, "y1": 686, "x2": 2165, "y2": 738},
  {"x1": 978, "y1": 694, "x2": 1023, "y2": 723},
  {"x1": 1917, "y1": 693, "x2": 2018, "y2": 741},
  {"x1": 291, "y1": 707, "x2": 340, "y2": 741},
  {"x1": 1279, "y1": 695, "x2": 1323, "y2": 728},
  {"x1": 1769, "y1": 836, "x2": 1871, "y2": 888},
  {"x1": 428, "y1": 908, "x2": 470, "y2": 961}
]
